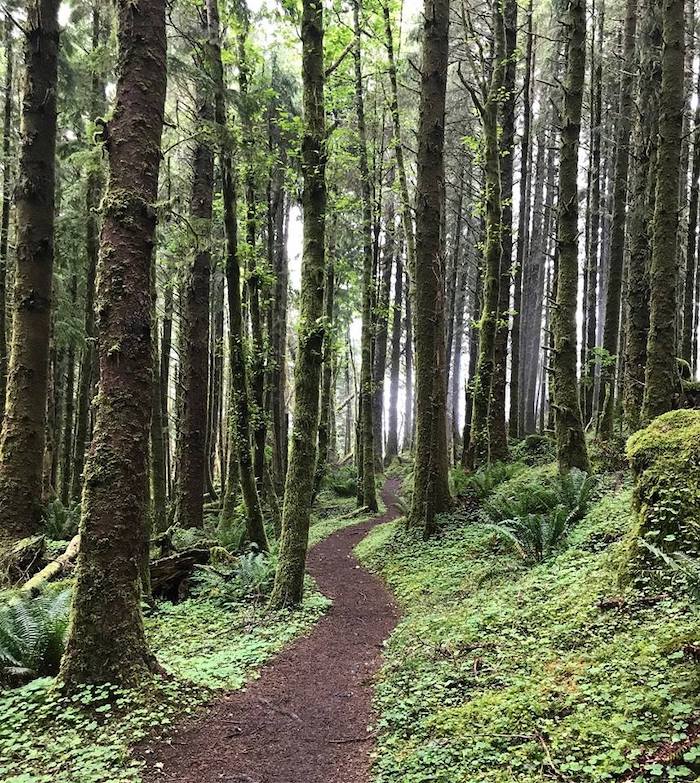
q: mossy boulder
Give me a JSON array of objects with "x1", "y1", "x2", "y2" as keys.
[{"x1": 621, "y1": 409, "x2": 700, "y2": 586}]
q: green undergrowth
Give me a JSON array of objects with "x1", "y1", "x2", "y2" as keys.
[
  {"x1": 0, "y1": 486, "x2": 370, "y2": 783},
  {"x1": 357, "y1": 465, "x2": 700, "y2": 783}
]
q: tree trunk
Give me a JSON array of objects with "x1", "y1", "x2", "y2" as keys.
[
  {"x1": 490, "y1": 0, "x2": 517, "y2": 461},
  {"x1": 173, "y1": 19, "x2": 214, "y2": 531},
  {"x1": 467, "y1": 3, "x2": 506, "y2": 468},
  {"x1": 71, "y1": 6, "x2": 104, "y2": 503},
  {"x1": 60, "y1": 277, "x2": 77, "y2": 506},
  {"x1": 0, "y1": 14, "x2": 13, "y2": 426},
  {"x1": 268, "y1": 0, "x2": 326, "y2": 607},
  {"x1": 552, "y1": 0, "x2": 590, "y2": 473},
  {"x1": 208, "y1": 0, "x2": 268, "y2": 551},
  {"x1": 402, "y1": 268, "x2": 413, "y2": 451},
  {"x1": 642, "y1": 0, "x2": 685, "y2": 421},
  {"x1": 314, "y1": 246, "x2": 335, "y2": 494},
  {"x1": 410, "y1": 0, "x2": 451, "y2": 536},
  {"x1": 353, "y1": 0, "x2": 378, "y2": 512},
  {"x1": 0, "y1": 0, "x2": 60, "y2": 547},
  {"x1": 597, "y1": 0, "x2": 636, "y2": 437},
  {"x1": 510, "y1": 0, "x2": 533, "y2": 440},
  {"x1": 583, "y1": 0, "x2": 604, "y2": 425},
  {"x1": 372, "y1": 189, "x2": 394, "y2": 470},
  {"x1": 59, "y1": 0, "x2": 167, "y2": 687},
  {"x1": 385, "y1": 239, "x2": 403, "y2": 463}
]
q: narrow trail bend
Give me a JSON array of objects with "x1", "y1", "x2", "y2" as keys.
[{"x1": 142, "y1": 478, "x2": 401, "y2": 783}]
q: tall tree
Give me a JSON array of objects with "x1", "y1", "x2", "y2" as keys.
[
  {"x1": 552, "y1": 0, "x2": 590, "y2": 472},
  {"x1": 268, "y1": 0, "x2": 326, "y2": 607},
  {"x1": 597, "y1": 0, "x2": 636, "y2": 437},
  {"x1": 173, "y1": 15, "x2": 215, "y2": 530},
  {"x1": 0, "y1": 0, "x2": 60, "y2": 547},
  {"x1": 385, "y1": 239, "x2": 403, "y2": 463},
  {"x1": 410, "y1": 0, "x2": 451, "y2": 536},
  {"x1": 208, "y1": 0, "x2": 268, "y2": 550},
  {"x1": 353, "y1": 0, "x2": 378, "y2": 512},
  {"x1": 490, "y1": 0, "x2": 517, "y2": 460},
  {"x1": 0, "y1": 13, "x2": 13, "y2": 426},
  {"x1": 60, "y1": 0, "x2": 167, "y2": 686},
  {"x1": 465, "y1": 0, "x2": 506, "y2": 467},
  {"x1": 642, "y1": 0, "x2": 685, "y2": 421}
]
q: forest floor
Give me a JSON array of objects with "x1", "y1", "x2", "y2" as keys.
[{"x1": 139, "y1": 479, "x2": 402, "y2": 783}]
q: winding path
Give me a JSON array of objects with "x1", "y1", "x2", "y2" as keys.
[{"x1": 142, "y1": 479, "x2": 401, "y2": 783}]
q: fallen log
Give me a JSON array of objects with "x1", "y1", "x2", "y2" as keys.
[
  {"x1": 0, "y1": 535, "x2": 45, "y2": 586},
  {"x1": 21, "y1": 534, "x2": 80, "y2": 594},
  {"x1": 150, "y1": 547, "x2": 211, "y2": 600}
]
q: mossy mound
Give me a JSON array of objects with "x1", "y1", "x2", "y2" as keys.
[{"x1": 623, "y1": 409, "x2": 700, "y2": 585}]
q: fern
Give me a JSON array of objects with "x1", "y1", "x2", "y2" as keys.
[
  {"x1": 484, "y1": 470, "x2": 597, "y2": 563},
  {"x1": 191, "y1": 545, "x2": 279, "y2": 605},
  {"x1": 0, "y1": 588, "x2": 71, "y2": 680}
]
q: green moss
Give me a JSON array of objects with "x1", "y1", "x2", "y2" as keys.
[
  {"x1": 623, "y1": 410, "x2": 700, "y2": 584},
  {"x1": 357, "y1": 469, "x2": 700, "y2": 783}
]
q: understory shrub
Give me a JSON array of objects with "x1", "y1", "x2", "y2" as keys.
[
  {"x1": 0, "y1": 588, "x2": 71, "y2": 682},
  {"x1": 510, "y1": 433, "x2": 556, "y2": 465},
  {"x1": 190, "y1": 545, "x2": 278, "y2": 605},
  {"x1": 483, "y1": 468, "x2": 597, "y2": 562},
  {"x1": 43, "y1": 498, "x2": 81, "y2": 540},
  {"x1": 322, "y1": 465, "x2": 358, "y2": 497},
  {"x1": 452, "y1": 461, "x2": 524, "y2": 501}
]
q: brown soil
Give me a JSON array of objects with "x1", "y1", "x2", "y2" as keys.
[{"x1": 141, "y1": 478, "x2": 401, "y2": 783}]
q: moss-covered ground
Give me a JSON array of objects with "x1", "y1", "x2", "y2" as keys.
[
  {"x1": 0, "y1": 491, "x2": 371, "y2": 783},
  {"x1": 356, "y1": 465, "x2": 700, "y2": 783}
]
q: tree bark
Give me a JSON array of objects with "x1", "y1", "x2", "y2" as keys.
[
  {"x1": 642, "y1": 0, "x2": 685, "y2": 421},
  {"x1": 59, "y1": 0, "x2": 167, "y2": 687},
  {"x1": 597, "y1": 0, "x2": 636, "y2": 437},
  {"x1": 402, "y1": 267, "x2": 414, "y2": 451},
  {"x1": 552, "y1": 0, "x2": 590, "y2": 473},
  {"x1": 71, "y1": 5, "x2": 104, "y2": 503},
  {"x1": 410, "y1": 0, "x2": 451, "y2": 536},
  {"x1": 0, "y1": 0, "x2": 60, "y2": 547},
  {"x1": 268, "y1": 0, "x2": 326, "y2": 607},
  {"x1": 385, "y1": 239, "x2": 403, "y2": 463},
  {"x1": 173, "y1": 17, "x2": 215, "y2": 531},
  {"x1": 467, "y1": 2, "x2": 506, "y2": 468},
  {"x1": 208, "y1": 0, "x2": 268, "y2": 551},
  {"x1": 353, "y1": 0, "x2": 378, "y2": 512},
  {"x1": 490, "y1": 0, "x2": 517, "y2": 460},
  {"x1": 510, "y1": 0, "x2": 533, "y2": 440},
  {"x1": 0, "y1": 14, "x2": 13, "y2": 426}
]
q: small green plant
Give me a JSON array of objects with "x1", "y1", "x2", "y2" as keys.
[
  {"x1": 484, "y1": 469, "x2": 597, "y2": 562},
  {"x1": 323, "y1": 465, "x2": 358, "y2": 498},
  {"x1": 190, "y1": 545, "x2": 278, "y2": 605},
  {"x1": 453, "y1": 462, "x2": 523, "y2": 500},
  {"x1": 0, "y1": 588, "x2": 71, "y2": 681},
  {"x1": 43, "y1": 499, "x2": 81, "y2": 540}
]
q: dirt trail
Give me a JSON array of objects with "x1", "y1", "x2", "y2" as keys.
[{"x1": 142, "y1": 479, "x2": 401, "y2": 783}]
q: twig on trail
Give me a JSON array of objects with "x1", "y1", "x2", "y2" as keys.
[{"x1": 329, "y1": 733, "x2": 377, "y2": 744}]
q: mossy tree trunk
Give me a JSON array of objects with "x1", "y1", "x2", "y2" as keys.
[
  {"x1": 509, "y1": 0, "x2": 533, "y2": 440},
  {"x1": 624, "y1": 0, "x2": 660, "y2": 433},
  {"x1": 385, "y1": 240, "x2": 403, "y2": 464},
  {"x1": 208, "y1": 0, "x2": 268, "y2": 551},
  {"x1": 314, "y1": 244, "x2": 334, "y2": 495},
  {"x1": 552, "y1": 0, "x2": 590, "y2": 473},
  {"x1": 642, "y1": 0, "x2": 685, "y2": 422},
  {"x1": 372, "y1": 191, "x2": 394, "y2": 471},
  {"x1": 0, "y1": 0, "x2": 60, "y2": 548},
  {"x1": 173, "y1": 17, "x2": 214, "y2": 531},
  {"x1": 467, "y1": 2, "x2": 506, "y2": 469},
  {"x1": 0, "y1": 13, "x2": 13, "y2": 428},
  {"x1": 402, "y1": 268, "x2": 414, "y2": 452},
  {"x1": 682, "y1": 64, "x2": 700, "y2": 366},
  {"x1": 268, "y1": 0, "x2": 326, "y2": 607},
  {"x1": 409, "y1": 0, "x2": 451, "y2": 536},
  {"x1": 59, "y1": 0, "x2": 167, "y2": 688},
  {"x1": 597, "y1": 0, "x2": 636, "y2": 438},
  {"x1": 71, "y1": 6, "x2": 104, "y2": 502},
  {"x1": 353, "y1": 0, "x2": 378, "y2": 513},
  {"x1": 490, "y1": 0, "x2": 517, "y2": 462}
]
